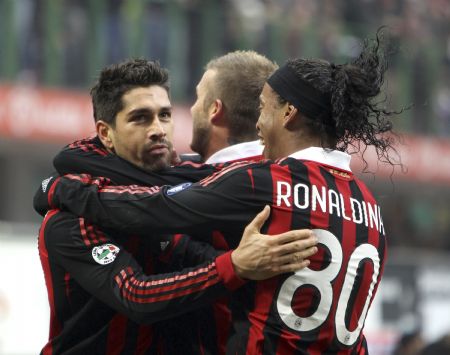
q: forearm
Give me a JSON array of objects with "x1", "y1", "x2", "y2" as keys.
[
  {"x1": 49, "y1": 175, "x2": 253, "y2": 235},
  {"x1": 109, "y1": 251, "x2": 243, "y2": 324}
]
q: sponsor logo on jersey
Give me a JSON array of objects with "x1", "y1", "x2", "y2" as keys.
[
  {"x1": 166, "y1": 182, "x2": 192, "y2": 196},
  {"x1": 41, "y1": 177, "x2": 53, "y2": 193},
  {"x1": 92, "y1": 243, "x2": 120, "y2": 265}
]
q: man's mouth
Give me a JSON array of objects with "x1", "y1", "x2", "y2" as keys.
[{"x1": 147, "y1": 144, "x2": 169, "y2": 155}]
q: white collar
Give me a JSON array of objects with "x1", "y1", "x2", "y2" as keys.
[
  {"x1": 205, "y1": 140, "x2": 264, "y2": 164},
  {"x1": 288, "y1": 147, "x2": 352, "y2": 171}
]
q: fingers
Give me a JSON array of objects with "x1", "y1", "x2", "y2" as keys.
[
  {"x1": 271, "y1": 233, "x2": 318, "y2": 257},
  {"x1": 245, "y1": 205, "x2": 270, "y2": 232},
  {"x1": 273, "y1": 259, "x2": 311, "y2": 274},
  {"x1": 272, "y1": 229, "x2": 315, "y2": 244},
  {"x1": 273, "y1": 246, "x2": 318, "y2": 266}
]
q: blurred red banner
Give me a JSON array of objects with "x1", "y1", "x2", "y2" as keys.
[
  {"x1": 1, "y1": 84, "x2": 449, "y2": 184},
  {"x1": 0, "y1": 84, "x2": 193, "y2": 152}
]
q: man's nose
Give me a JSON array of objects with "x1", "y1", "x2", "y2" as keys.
[{"x1": 149, "y1": 118, "x2": 166, "y2": 141}]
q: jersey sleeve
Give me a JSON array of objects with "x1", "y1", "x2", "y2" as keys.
[
  {"x1": 54, "y1": 136, "x2": 221, "y2": 186},
  {"x1": 49, "y1": 162, "x2": 267, "y2": 239},
  {"x1": 42, "y1": 210, "x2": 244, "y2": 325},
  {"x1": 157, "y1": 233, "x2": 225, "y2": 269}
]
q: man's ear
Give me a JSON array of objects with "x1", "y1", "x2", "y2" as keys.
[
  {"x1": 283, "y1": 104, "x2": 299, "y2": 129},
  {"x1": 96, "y1": 120, "x2": 114, "y2": 150},
  {"x1": 210, "y1": 99, "x2": 226, "y2": 126}
]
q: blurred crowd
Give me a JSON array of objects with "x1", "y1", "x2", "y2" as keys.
[
  {"x1": 0, "y1": 0, "x2": 449, "y2": 136},
  {"x1": 392, "y1": 330, "x2": 450, "y2": 355}
]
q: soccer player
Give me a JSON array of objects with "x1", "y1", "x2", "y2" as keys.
[
  {"x1": 38, "y1": 32, "x2": 397, "y2": 353},
  {"x1": 35, "y1": 59, "x2": 318, "y2": 354},
  {"x1": 189, "y1": 50, "x2": 275, "y2": 163}
]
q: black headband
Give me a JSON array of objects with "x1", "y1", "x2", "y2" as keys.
[{"x1": 267, "y1": 64, "x2": 331, "y2": 120}]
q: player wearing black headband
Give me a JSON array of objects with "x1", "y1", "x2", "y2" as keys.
[{"x1": 37, "y1": 31, "x2": 399, "y2": 354}]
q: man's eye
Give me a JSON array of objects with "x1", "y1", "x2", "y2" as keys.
[
  {"x1": 160, "y1": 112, "x2": 172, "y2": 120},
  {"x1": 131, "y1": 115, "x2": 146, "y2": 123}
]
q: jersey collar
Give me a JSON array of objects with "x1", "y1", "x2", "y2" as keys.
[
  {"x1": 206, "y1": 140, "x2": 264, "y2": 163},
  {"x1": 289, "y1": 147, "x2": 352, "y2": 172}
]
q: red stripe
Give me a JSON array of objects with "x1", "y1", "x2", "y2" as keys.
[
  {"x1": 68, "y1": 136, "x2": 109, "y2": 156},
  {"x1": 332, "y1": 172, "x2": 357, "y2": 355},
  {"x1": 211, "y1": 231, "x2": 229, "y2": 250},
  {"x1": 200, "y1": 161, "x2": 250, "y2": 187},
  {"x1": 126, "y1": 266, "x2": 218, "y2": 295},
  {"x1": 65, "y1": 174, "x2": 111, "y2": 188},
  {"x1": 105, "y1": 314, "x2": 128, "y2": 354},
  {"x1": 92, "y1": 146, "x2": 108, "y2": 156},
  {"x1": 114, "y1": 263, "x2": 221, "y2": 302},
  {"x1": 79, "y1": 218, "x2": 90, "y2": 246},
  {"x1": 306, "y1": 162, "x2": 330, "y2": 229},
  {"x1": 120, "y1": 277, "x2": 221, "y2": 303},
  {"x1": 47, "y1": 176, "x2": 61, "y2": 209},
  {"x1": 86, "y1": 223, "x2": 99, "y2": 244},
  {"x1": 246, "y1": 164, "x2": 293, "y2": 354},
  {"x1": 213, "y1": 298, "x2": 232, "y2": 355},
  {"x1": 39, "y1": 209, "x2": 61, "y2": 355},
  {"x1": 275, "y1": 328, "x2": 304, "y2": 355},
  {"x1": 279, "y1": 162, "x2": 330, "y2": 355},
  {"x1": 355, "y1": 178, "x2": 386, "y2": 322},
  {"x1": 179, "y1": 160, "x2": 205, "y2": 168},
  {"x1": 135, "y1": 324, "x2": 154, "y2": 355},
  {"x1": 64, "y1": 273, "x2": 71, "y2": 306},
  {"x1": 247, "y1": 168, "x2": 255, "y2": 191},
  {"x1": 94, "y1": 226, "x2": 108, "y2": 243},
  {"x1": 100, "y1": 185, "x2": 160, "y2": 195}
]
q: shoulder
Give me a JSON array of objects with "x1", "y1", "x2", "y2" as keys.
[
  {"x1": 64, "y1": 136, "x2": 109, "y2": 157},
  {"x1": 198, "y1": 159, "x2": 287, "y2": 188},
  {"x1": 41, "y1": 210, "x2": 93, "y2": 250}
]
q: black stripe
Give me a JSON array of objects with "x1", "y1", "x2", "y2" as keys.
[
  {"x1": 227, "y1": 162, "x2": 275, "y2": 354},
  {"x1": 261, "y1": 159, "x2": 313, "y2": 353},
  {"x1": 342, "y1": 180, "x2": 371, "y2": 349}
]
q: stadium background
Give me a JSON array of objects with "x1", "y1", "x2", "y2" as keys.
[{"x1": 0, "y1": 0, "x2": 449, "y2": 354}]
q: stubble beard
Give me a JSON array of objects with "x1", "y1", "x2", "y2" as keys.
[
  {"x1": 190, "y1": 125, "x2": 211, "y2": 159},
  {"x1": 141, "y1": 141, "x2": 174, "y2": 172}
]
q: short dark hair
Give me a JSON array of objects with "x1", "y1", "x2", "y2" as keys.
[
  {"x1": 205, "y1": 51, "x2": 277, "y2": 144},
  {"x1": 277, "y1": 29, "x2": 402, "y2": 166},
  {"x1": 90, "y1": 58, "x2": 169, "y2": 126}
]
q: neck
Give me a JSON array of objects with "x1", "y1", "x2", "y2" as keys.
[
  {"x1": 202, "y1": 126, "x2": 230, "y2": 162},
  {"x1": 277, "y1": 131, "x2": 328, "y2": 158}
]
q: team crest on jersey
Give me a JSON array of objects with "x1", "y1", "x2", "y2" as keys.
[
  {"x1": 166, "y1": 182, "x2": 192, "y2": 196},
  {"x1": 92, "y1": 244, "x2": 120, "y2": 265}
]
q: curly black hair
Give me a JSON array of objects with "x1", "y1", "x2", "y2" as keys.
[
  {"x1": 283, "y1": 29, "x2": 402, "y2": 167},
  {"x1": 90, "y1": 58, "x2": 169, "y2": 126}
]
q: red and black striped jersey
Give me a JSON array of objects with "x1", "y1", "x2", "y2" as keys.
[
  {"x1": 39, "y1": 209, "x2": 243, "y2": 355},
  {"x1": 37, "y1": 136, "x2": 242, "y2": 355},
  {"x1": 45, "y1": 147, "x2": 387, "y2": 354}
]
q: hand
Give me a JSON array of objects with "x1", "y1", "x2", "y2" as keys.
[{"x1": 231, "y1": 206, "x2": 318, "y2": 280}]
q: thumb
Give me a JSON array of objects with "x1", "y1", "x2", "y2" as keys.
[{"x1": 248, "y1": 205, "x2": 271, "y2": 232}]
